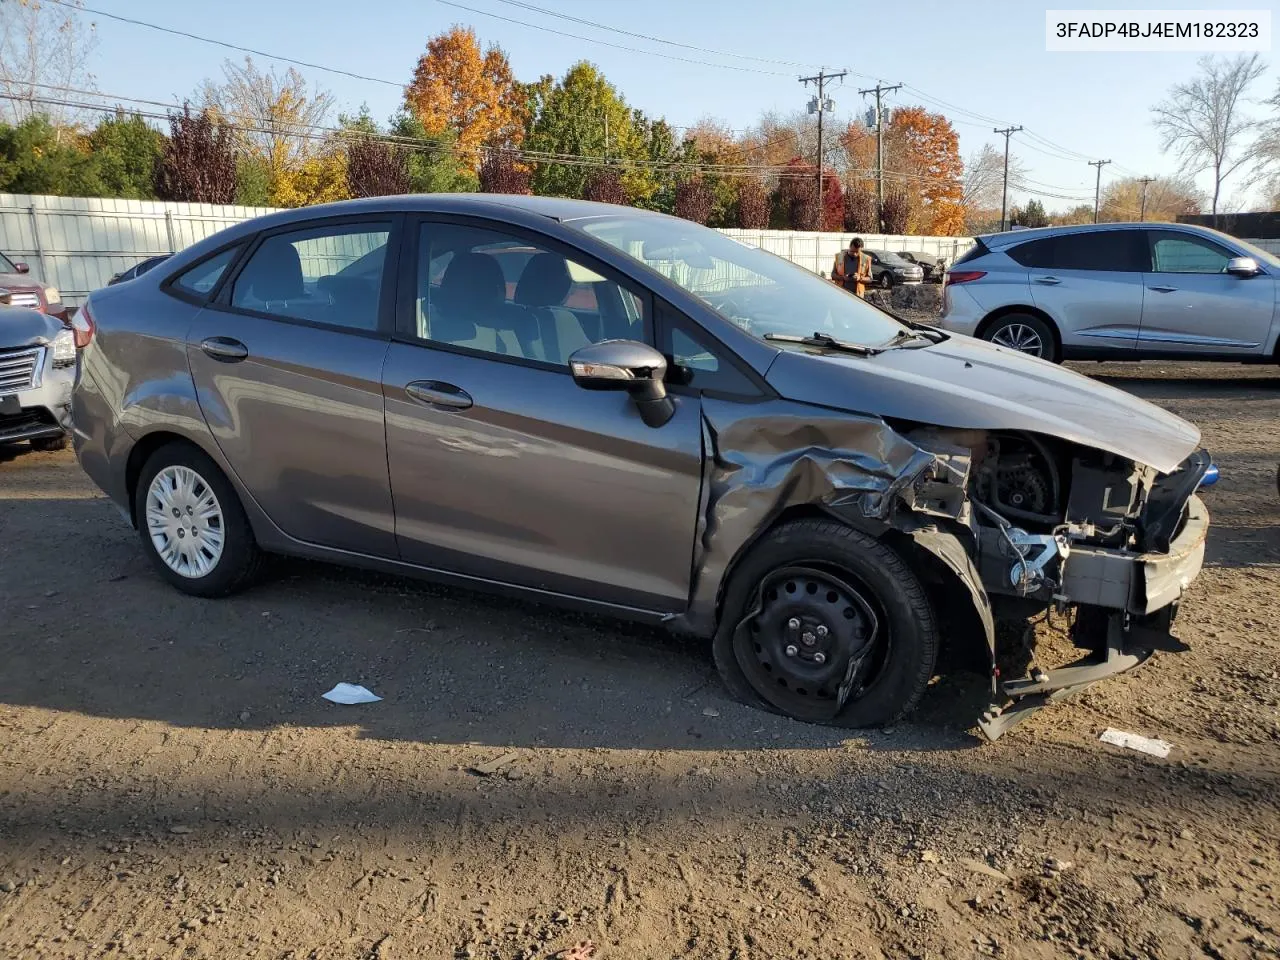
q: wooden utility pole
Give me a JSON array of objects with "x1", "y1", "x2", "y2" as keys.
[
  {"x1": 993, "y1": 125, "x2": 1023, "y2": 232},
  {"x1": 1137, "y1": 176, "x2": 1156, "y2": 221},
  {"x1": 800, "y1": 69, "x2": 846, "y2": 229},
  {"x1": 858, "y1": 81, "x2": 902, "y2": 230},
  {"x1": 1089, "y1": 159, "x2": 1112, "y2": 223}
]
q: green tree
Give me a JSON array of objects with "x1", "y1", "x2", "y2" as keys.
[
  {"x1": 88, "y1": 111, "x2": 166, "y2": 199},
  {"x1": 1011, "y1": 198, "x2": 1049, "y2": 228},
  {"x1": 0, "y1": 114, "x2": 102, "y2": 196},
  {"x1": 389, "y1": 112, "x2": 477, "y2": 193},
  {"x1": 235, "y1": 155, "x2": 271, "y2": 206},
  {"x1": 527, "y1": 62, "x2": 644, "y2": 199}
]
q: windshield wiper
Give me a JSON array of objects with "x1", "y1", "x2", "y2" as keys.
[{"x1": 763, "y1": 331, "x2": 882, "y2": 356}]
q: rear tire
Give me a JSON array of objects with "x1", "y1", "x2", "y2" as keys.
[
  {"x1": 133, "y1": 442, "x2": 263, "y2": 597},
  {"x1": 712, "y1": 520, "x2": 938, "y2": 729},
  {"x1": 981, "y1": 313, "x2": 1059, "y2": 363},
  {"x1": 30, "y1": 434, "x2": 68, "y2": 452}
]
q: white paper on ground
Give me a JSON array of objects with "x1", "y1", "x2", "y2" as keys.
[
  {"x1": 1099, "y1": 727, "x2": 1171, "y2": 758},
  {"x1": 322, "y1": 683, "x2": 382, "y2": 705}
]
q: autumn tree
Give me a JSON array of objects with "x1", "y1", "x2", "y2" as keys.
[
  {"x1": 582, "y1": 167, "x2": 627, "y2": 205},
  {"x1": 885, "y1": 107, "x2": 963, "y2": 234},
  {"x1": 674, "y1": 177, "x2": 713, "y2": 224},
  {"x1": 771, "y1": 159, "x2": 819, "y2": 230},
  {"x1": 1051, "y1": 204, "x2": 1096, "y2": 226},
  {"x1": 527, "y1": 62, "x2": 646, "y2": 200},
  {"x1": 881, "y1": 189, "x2": 910, "y2": 234},
  {"x1": 1100, "y1": 175, "x2": 1202, "y2": 222},
  {"x1": 820, "y1": 170, "x2": 843, "y2": 231},
  {"x1": 479, "y1": 151, "x2": 531, "y2": 194},
  {"x1": 405, "y1": 26, "x2": 523, "y2": 170},
  {"x1": 271, "y1": 147, "x2": 347, "y2": 207},
  {"x1": 843, "y1": 185, "x2": 876, "y2": 232},
  {"x1": 347, "y1": 137, "x2": 408, "y2": 198},
  {"x1": 1153, "y1": 54, "x2": 1265, "y2": 225},
  {"x1": 155, "y1": 105, "x2": 237, "y2": 204},
  {"x1": 198, "y1": 57, "x2": 335, "y2": 205},
  {"x1": 735, "y1": 178, "x2": 769, "y2": 228},
  {"x1": 962, "y1": 143, "x2": 1025, "y2": 232}
]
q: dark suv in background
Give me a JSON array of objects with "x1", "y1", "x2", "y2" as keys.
[{"x1": 939, "y1": 222, "x2": 1279, "y2": 363}]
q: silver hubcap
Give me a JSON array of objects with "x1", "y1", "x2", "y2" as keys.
[
  {"x1": 145, "y1": 466, "x2": 225, "y2": 578},
  {"x1": 991, "y1": 323, "x2": 1045, "y2": 356}
]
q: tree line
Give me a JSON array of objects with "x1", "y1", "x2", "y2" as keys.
[{"x1": 1, "y1": 3, "x2": 1276, "y2": 233}]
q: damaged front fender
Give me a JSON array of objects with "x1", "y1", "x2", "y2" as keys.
[{"x1": 669, "y1": 398, "x2": 996, "y2": 688}]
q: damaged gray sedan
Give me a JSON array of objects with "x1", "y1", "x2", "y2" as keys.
[{"x1": 70, "y1": 196, "x2": 1211, "y2": 739}]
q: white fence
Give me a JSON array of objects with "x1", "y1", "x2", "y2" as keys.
[{"x1": 0, "y1": 192, "x2": 1273, "y2": 306}]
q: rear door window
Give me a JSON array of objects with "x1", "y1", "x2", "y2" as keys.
[
  {"x1": 1008, "y1": 231, "x2": 1144, "y2": 271},
  {"x1": 172, "y1": 245, "x2": 242, "y2": 298}
]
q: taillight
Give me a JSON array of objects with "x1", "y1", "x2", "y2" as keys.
[
  {"x1": 71, "y1": 300, "x2": 95, "y2": 348},
  {"x1": 945, "y1": 270, "x2": 987, "y2": 285}
]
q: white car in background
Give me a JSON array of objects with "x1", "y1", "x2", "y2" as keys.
[{"x1": 0, "y1": 300, "x2": 77, "y2": 453}]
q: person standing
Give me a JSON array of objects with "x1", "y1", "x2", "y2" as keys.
[{"x1": 831, "y1": 238, "x2": 873, "y2": 297}]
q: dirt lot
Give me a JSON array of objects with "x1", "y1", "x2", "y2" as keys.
[{"x1": 1, "y1": 362, "x2": 1277, "y2": 960}]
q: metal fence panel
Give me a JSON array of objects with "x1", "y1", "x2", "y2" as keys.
[{"x1": 0, "y1": 192, "x2": 1271, "y2": 304}]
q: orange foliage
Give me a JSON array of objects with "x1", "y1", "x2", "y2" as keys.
[
  {"x1": 404, "y1": 26, "x2": 524, "y2": 170},
  {"x1": 886, "y1": 107, "x2": 964, "y2": 235}
]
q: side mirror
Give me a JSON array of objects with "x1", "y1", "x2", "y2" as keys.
[
  {"x1": 569, "y1": 339, "x2": 675, "y2": 428},
  {"x1": 1225, "y1": 256, "x2": 1261, "y2": 277},
  {"x1": 14, "y1": 262, "x2": 29, "y2": 274}
]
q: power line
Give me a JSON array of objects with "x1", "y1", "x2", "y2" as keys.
[
  {"x1": 492, "y1": 0, "x2": 827, "y2": 71},
  {"x1": 44, "y1": 0, "x2": 402, "y2": 88},
  {"x1": 435, "y1": 0, "x2": 792, "y2": 76}
]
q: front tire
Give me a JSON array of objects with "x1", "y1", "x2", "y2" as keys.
[
  {"x1": 879, "y1": 271, "x2": 894, "y2": 290},
  {"x1": 134, "y1": 442, "x2": 263, "y2": 597},
  {"x1": 982, "y1": 313, "x2": 1059, "y2": 362},
  {"x1": 713, "y1": 520, "x2": 938, "y2": 728}
]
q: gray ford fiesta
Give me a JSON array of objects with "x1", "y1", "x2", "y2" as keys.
[{"x1": 70, "y1": 195, "x2": 1213, "y2": 739}]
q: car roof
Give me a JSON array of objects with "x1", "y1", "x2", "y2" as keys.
[
  {"x1": 240, "y1": 193, "x2": 669, "y2": 228},
  {"x1": 976, "y1": 220, "x2": 1242, "y2": 250}
]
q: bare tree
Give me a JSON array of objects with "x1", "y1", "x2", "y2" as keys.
[
  {"x1": 198, "y1": 57, "x2": 335, "y2": 184},
  {"x1": 1253, "y1": 79, "x2": 1280, "y2": 206},
  {"x1": 1152, "y1": 53, "x2": 1265, "y2": 225},
  {"x1": 961, "y1": 144, "x2": 1026, "y2": 214},
  {"x1": 0, "y1": 0, "x2": 98, "y2": 134}
]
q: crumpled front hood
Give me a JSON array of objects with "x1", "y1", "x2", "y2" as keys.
[
  {"x1": 765, "y1": 334, "x2": 1200, "y2": 474},
  {"x1": 0, "y1": 305, "x2": 61, "y2": 347}
]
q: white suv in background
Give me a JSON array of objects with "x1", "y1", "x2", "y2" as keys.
[{"x1": 938, "y1": 222, "x2": 1280, "y2": 364}]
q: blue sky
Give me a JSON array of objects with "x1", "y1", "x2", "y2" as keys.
[{"x1": 83, "y1": 0, "x2": 1278, "y2": 210}]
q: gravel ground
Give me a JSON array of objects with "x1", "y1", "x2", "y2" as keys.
[{"x1": 0, "y1": 362, "x2": 1277, "y2": 960}]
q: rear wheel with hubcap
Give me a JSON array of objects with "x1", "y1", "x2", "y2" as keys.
[
  {"x1": 713, "y1": 520, "x2": 938, "y2": 728},
  {"x1": 134, "y1": 443, "x2": 263, "y2": 597},
  {"x1": 982, "y1": 313, "x2": 1058, "y2": 362}
]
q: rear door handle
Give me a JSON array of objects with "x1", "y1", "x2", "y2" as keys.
[
  {"x1": 1033, "y1": 276, "x2": 1061, "y2": 285},
  {"x1": 1148, "y1": 285, "x2": 1178, "y2": 293},
  {"x1": 405, "y1": 380, "x2": 473, "y2": 410},
  {"x1": 200, "y1": 337, "x2": 248, "y2": 362}
]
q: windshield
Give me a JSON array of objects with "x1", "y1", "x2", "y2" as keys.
[{"x1": 575, "y1": 215, "x2": 911, "y2": 348}]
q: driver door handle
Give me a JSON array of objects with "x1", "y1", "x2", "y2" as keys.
[
  {"x1": 1033, "y1": 276, "x2": 1061, "y2": 285},
  {"x1": 1148, "y1": 285, "x2": 1178, "y2": 293},
  {"x1": 405, "y1": 380, "x2": 473, "y2": 410},
  {"x1": 200, "y1": 337, "x2": 248, "y2": 362}
]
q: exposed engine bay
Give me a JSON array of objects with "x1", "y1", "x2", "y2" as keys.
[{"x1": 898, "y1": 425, "x2": 1211, "y2": 739}]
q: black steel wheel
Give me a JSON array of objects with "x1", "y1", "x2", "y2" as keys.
[{"x1": 713, "y1": 520, "x2": 938, "y2": 728}]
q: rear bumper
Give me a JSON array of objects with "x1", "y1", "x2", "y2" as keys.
[
  {"x1": 1060, "y1": 495, "x2": 1208, "y2": 614},
  {"x1": 937, "y1": 285, "x2": 984, "y2": 336}
]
